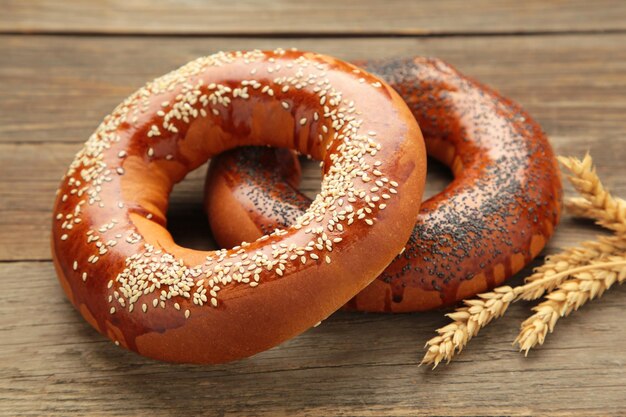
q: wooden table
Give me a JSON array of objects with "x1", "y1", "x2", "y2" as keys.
[{"x1": 2, "y1": 2, "x2": 625, "y2": 415}]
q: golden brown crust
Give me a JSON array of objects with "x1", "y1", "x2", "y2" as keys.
[
  {"x1": 51, "y1": 50, "x2": 426, "y2": 363},
  {"x1": 204, "y1": 56, "x2": 563, "y2": 313}
]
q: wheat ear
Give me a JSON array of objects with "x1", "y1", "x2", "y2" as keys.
[
  {"x1": 523, "y1": 235, "x2": 626, "y2": 293},
  {"x1": 420, "y1": 235, "x2": 626, "y2": 368},
  {"x1": 515, "y1": 257, "x2": 626, "y2": 354},
  {"x1": 559, "y1": 154, "x2": 626, "y2": 233},
  {"x1": 422, "y1": 153, "x2": 626, "y2": 367}
]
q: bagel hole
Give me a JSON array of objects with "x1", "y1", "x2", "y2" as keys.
[
  {"x1": 298, "y1": 156, "x2": 453, "y2": 201},
  {"x1": 299, "y1": 155, "x2": 324, "y2": 200},
  {"x1": 166, "y1": 162, "x2": 219, "y2": 251},
  {"x1": 423, "y1": 157, "x2": 454, "y2": 199}
]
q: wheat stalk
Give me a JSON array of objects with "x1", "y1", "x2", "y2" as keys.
[
  {"x1": 515, "y1": 257, "x2": 626, "y2": 354},
  {"x1": 421, "y1": 285, "x2": 515, "y2": 368},
  {"x1": 523, "y1": 235, "x2": 626, "y2": 294},
  {"x1": 420, "y1": 256, "x2": 624, "y2": 367},
  {"x1": 559, "y1": 154, "x2": 626, "y2": 233},
  {"x1": 421, "y1": 154, "x2": 626, "y2": 368}
]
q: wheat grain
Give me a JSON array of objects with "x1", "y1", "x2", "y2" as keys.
[
  {"x1": 559, "y1": 154, "x2": 626, "y2": 233},
  {"x1": 515, "y1": 257, "x2": 626, "y2": 354},
  {"x1": 421, "y1": 286, "x2": 515, "y2": 368},
  {"x1": 523, "y1": 235, "x2": 626, "y2": 296},
  {"x1": 421, "y1": 264, "x2": 595, "y2": 367},
  {"x1": 422, "y1": 259, "x2": 618, "y2": 367}
]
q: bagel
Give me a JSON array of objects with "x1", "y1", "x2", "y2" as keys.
[
  {"x1": 204, "y1": 57, "x2": 562, "y2": 312},
  {"x1": 51, "y1": 50, "x2": 427, "y2": 363}
]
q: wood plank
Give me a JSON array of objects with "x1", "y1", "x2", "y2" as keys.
[
  {"x1": 3, "y1": 0, "x2": 626, "y2": 35},
  {"x1": 2, "y1": 32, "x2": 626, "y2": 416},
  {"x1": 1, "y1": 34, "x2": 626, "y2": 260},
  {"x1": 3, "y1": 34, "x2": 626, "y2": 145},
  {"x1": 1, "y1": 260, "x2": 625, "y2": 416}
]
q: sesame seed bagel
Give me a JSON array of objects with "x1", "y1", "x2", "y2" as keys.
[
  {"x1": 204, "y1": 57, "x2": 562, "y2": 312},
  {"x1": 51, "y1": 50, "x2": 426, "y2": 363}
]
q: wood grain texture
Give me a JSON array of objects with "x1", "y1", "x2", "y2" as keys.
[
  {"x1": 1, "y1": 260, "x2": 625, "y2": 416},
  {"x1": 2, "y1": 16, "x2": 626, "y2": 416},
  {"x1": 4, "y1": 34, "x2": 626, "y2": 145},
  {"x1": 2, "y1": 0, "x2": 626, "y2": 35},
  {"x1": 1, "y1": 35, "x2": 626, "y2": 260}
]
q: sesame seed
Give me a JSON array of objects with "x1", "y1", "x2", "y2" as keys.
[{"x1": 54, "y1": 50, "x2": 399, "y2": 315}]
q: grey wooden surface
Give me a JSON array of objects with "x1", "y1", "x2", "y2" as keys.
[
  {"x1": 3, "y1": 0, "x2": 626, "y2": 35},
  {"x1": 1, "y1": 2, "x2": 625, "y2": 416}
]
